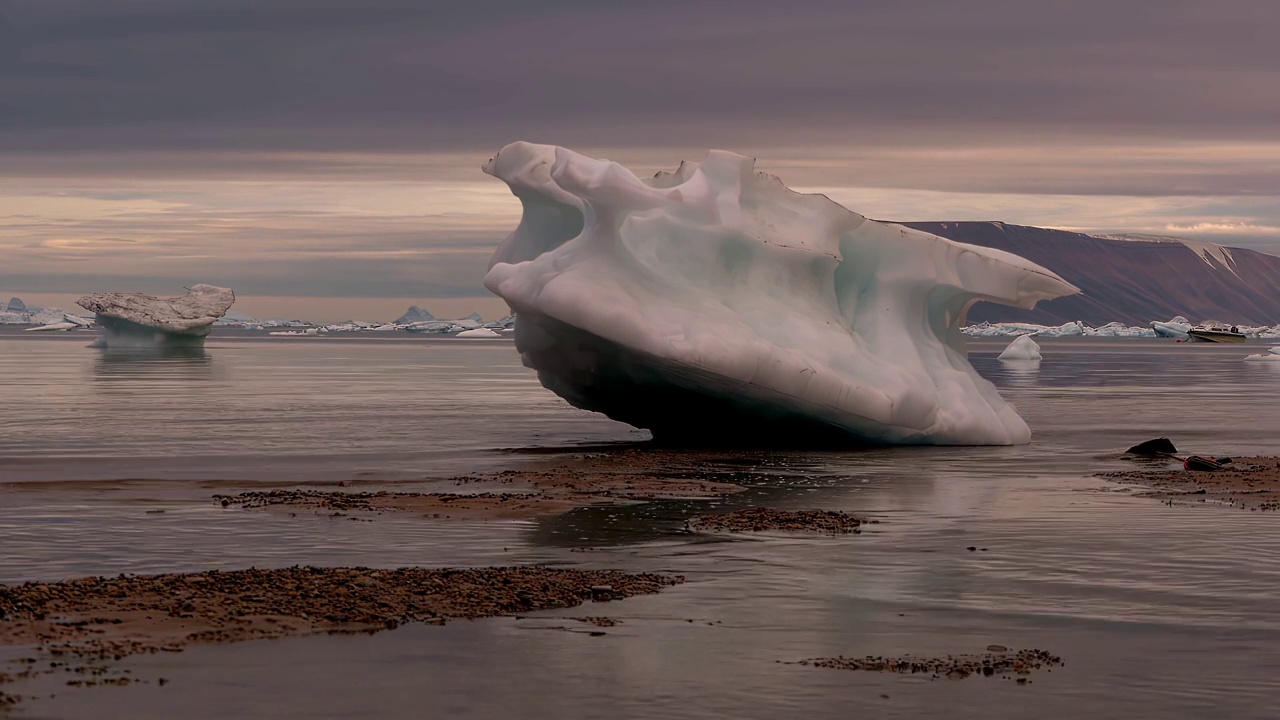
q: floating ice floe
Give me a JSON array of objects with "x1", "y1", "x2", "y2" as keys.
[
  {"x1": 455, "y1": 328, "x2": 502, "y2": 338},
  {"x1": 1244, "y1": 347, "x2": 1280, "y2": 362},
  {"x1": 404, "y1": 320, "x2": 464, "y2": 334},
  {"x1": 482, "y1": 142, "x2": 1077, "y2": 445},
  {"x1": 1088, "y1": 321, "x2": 1154, "y2": 337},
  {"x1": 77, "y1": 284, "x2": 235, "y2": 348},
  {"x1": 24, "y1": 321, "x2": 80, "y2": 332},
  {"x1": 962, "y1": 320, "x2": 1157, "y2": 338},
  {"x1": 205, "y1": 307, "x2": 518, "y2": 334},
  {"x1": 0, "y1": 301, "x2": 92, "y2": 327},
  {"x1": 268, "y1": 328, "x2": 324, "y2": 336},
  {"x1": 396, "y1": 314, "x2": 516, "y2": 334},
  {"x1": 997, "y1": 335, "x2": 1042, "y2": 361},
  {"x1": 962, "y1": 321, "x2": 1086, "y2": 337}
]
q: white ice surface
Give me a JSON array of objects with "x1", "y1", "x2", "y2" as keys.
[
  {"x1": 997, "y1": 334, "x2": 1042, "y2": 361},
  {"x1": 963, "y1": 320, "x2": 1158, "y2": 338},
  {"x1": 1151, "y1": 318, "x2": 1192, "y2": 339},
  {"x1": 455, "y1": 328, "x2": 501, "y2": 338},
  {"x1": 482, "y1": 142, "x2": 1078, "y2": 445},
  {"x1": 0, "y1": 307, "x2": 86, "y2": 326},
  {"x1": 24, "y1": 322, "x2": 78, "y2": 332}
]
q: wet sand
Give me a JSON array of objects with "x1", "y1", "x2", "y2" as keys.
[
  {"x1": 0, "y1": 566, "x2": 681, "y2": 704},
  {"x1": 686, "y1": 507, "x2": 867, "y2": 535},
  {"x1": 210, "y1": 451, "x2": 749, "y2": 521},
  {"x1": 0, "y1": 566, "x2": 680, "y2": 657},
  {"x1": 213, "y1": 489, "x2": 592, "y2": 519},
  {"x1": 1100, "y1": 456, "x2": 1280, "y2": 510}
]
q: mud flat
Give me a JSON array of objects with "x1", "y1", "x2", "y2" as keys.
[
  {"x1": 798, "y1": 648, "x2": 1063, "y2": 682},
  {"x1": 0, "y1": 565, "x2": 682, "y2": 705},
  {"x1": 214, "y1": 452, "x2": 749, "y2": 521},
  {"x1": 451, "y1": 449, "x2": 753, "y2": 502},
  {"x1": 686, "y1": 507, "x2": 866, "y2": 535},
  {"x1": 0, "y1": 566, "x2": 680, "y2": 657},
  {"x1": 213, "y1": 489, "x2": 590, "y2": 519},
  {"x1": 1099, "y1": 456, "x2": 1280, "y2": 511}
]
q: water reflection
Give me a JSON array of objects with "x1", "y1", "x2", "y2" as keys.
[
  {"x1": 995, "y1": 358, "x2": 1041, "y2": 387},
  {"x1": 93, "y1": 346, "x2": 214, "y2": 383},
  {"x1": 1243, "y1": 357, "x2": 1280, "y2": 374}
]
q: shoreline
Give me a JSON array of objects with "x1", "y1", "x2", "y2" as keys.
[
  {"x1": 1099, "y1": 456, "x2": 1280, "y2": 510},
  {"x1": 0, "y1": 566, "x2": 682, "y2": 704},
  {"x1": 207, "y1": 450, "x2": 751, "y2": 521}
]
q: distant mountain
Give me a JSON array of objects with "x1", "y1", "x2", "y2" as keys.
[
  {"x1": 394, "y1": 305, "x2": 436, "y2": 324},
  {"x1": 903, "y1": 222, "x2": 1280, "y2": 325},
  {"x1": 6, "y1": 297, "x2": 26, "y2": 312}
]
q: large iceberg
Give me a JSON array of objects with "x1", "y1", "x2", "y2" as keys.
[
  {"x1": 77, "y1": 284, "x2": 236, "y2": 348},
  {"x1": 482, "y1": 142, "x2": 1078, "y2": 445},
  {"x1": 1151, "y1": 316, "x2": 1192, "y2": 339}
]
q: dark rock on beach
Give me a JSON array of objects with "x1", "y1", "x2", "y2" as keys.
[
  {"x1": 1125, "y1": 438, "x2": 1178, "y2": 455},
  {"x1": 1099, "y1": 456, "x2": 1280, "y2": 511}
]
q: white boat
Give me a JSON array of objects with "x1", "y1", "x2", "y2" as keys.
[{"x1": 1187, "y1": 326, "x2": 1247, "y2": 343}]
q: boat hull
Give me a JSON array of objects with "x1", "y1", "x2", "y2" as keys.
[{"x1": 1187, "y1": 330, "x2": 1247, "y2": 343}]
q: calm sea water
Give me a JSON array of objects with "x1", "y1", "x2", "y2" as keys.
[{"x1": 2, "y1": 328, "x2": 1279, "y2": 719}]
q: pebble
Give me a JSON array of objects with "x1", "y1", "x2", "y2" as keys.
[
  {"x1": 801, "y1": 648, "x2": 1063, "y2": 680},
  {"x1": 686, "y1": 507, "x2": 865, "y2": 535}
]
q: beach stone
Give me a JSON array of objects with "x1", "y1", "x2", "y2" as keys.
[{"x1": 1126, "y1": 438, "x2": 1177, "y2": 455}]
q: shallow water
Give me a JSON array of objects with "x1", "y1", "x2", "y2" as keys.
[
  {"x1": 0, "y1": 328, "x2": 644, "y2": 483},
  {"x1": 2, "y1": 330, "x2": 1279, "y2": 719}
]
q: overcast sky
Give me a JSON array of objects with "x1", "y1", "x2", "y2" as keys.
[{"x1": 2, "y1": 0, "x2": 1278, "y2": 320}]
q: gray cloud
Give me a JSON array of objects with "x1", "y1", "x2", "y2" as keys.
[
  {"x1": 0, "y1": 197, "x2": 505, "y2": 297},
  {"x1": 2, "y1": 0, "x2": 1278, "y2": 154},
  {"x1": 2, "y1": 0, "x2": 1279, "y2": 311}
]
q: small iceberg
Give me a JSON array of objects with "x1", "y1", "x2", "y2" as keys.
[
  {"x1": 269, "y1": 328, "x2": 323, "y2": 336},
  {"x1": 1244, "y1": 346, "x2": 1280, "y2": 362},
  {"x1": 78, "y1": 284, "x2": 235, "y2": 348},
  {"x1": 455, "y1": 328, "x2": 501, "y2": 338},
  {"x1": 997, "y1": 334, "x2": 1042, "y2": 361},
  {"x1": 24, "y1": 321, "x2": 79, "y2": 332},
  {"x1": 1151, "y1": 316, "x2": 1192, "y2": 339}
]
